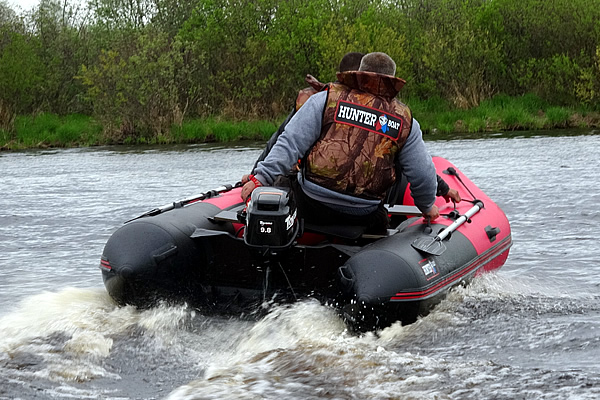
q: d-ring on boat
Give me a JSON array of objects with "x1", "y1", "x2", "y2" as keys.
[{"x1": 100, "y1": 156, "x2": 511, "y2": 331}]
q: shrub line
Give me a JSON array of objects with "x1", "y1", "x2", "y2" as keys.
[{"x1": 1, "y1": 95, "x2": 599, "y2": 151}]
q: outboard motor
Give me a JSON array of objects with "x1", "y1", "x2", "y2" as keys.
[{"x1": 244, "y1": 187, "x2": 299, "y2": 251}]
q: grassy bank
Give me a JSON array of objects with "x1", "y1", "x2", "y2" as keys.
[
  {"x1": 1, "y1": 94, "x2": 599, "y2": 151},
  {"x1": 0, "y1": 114, "x2": 279, "y2": 151},
  {"x1": 409, "y1": 94, "x2": 600, "y2": 134}
]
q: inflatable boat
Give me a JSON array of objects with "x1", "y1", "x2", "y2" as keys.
[{"x1": 100, "y1": 156, "x2": 511, "y2": 331}]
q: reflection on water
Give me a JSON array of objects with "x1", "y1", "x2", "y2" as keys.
[{"x1": 1, "y1": 131, "x2": 600, "y2": 399}]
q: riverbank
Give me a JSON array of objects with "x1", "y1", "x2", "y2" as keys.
[
  {"x1": 0, "y1": 114, "x2": 280, "y2": 151},
  {"x1": 1, "y1": 94, "x2": 599, "y2": 151}
]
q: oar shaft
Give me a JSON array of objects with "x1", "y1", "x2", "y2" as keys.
[
  {"x1": 178, "y1": 185, "x2": 232, "y2": 205},
  {"x1": 125, "y1": 183, "x2": 237, "y2": 223},
  {"x1": 154, "y1": 185, "x2": 231, "y2": 213}
]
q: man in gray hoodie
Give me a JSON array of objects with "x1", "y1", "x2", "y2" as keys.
[{"x1": 241, "y1": 52, "x2": 439, "y2": 233}]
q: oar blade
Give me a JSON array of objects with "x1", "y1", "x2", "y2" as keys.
[{"x1": 411, "y1": 236, "x2": 446, "y2": 256}]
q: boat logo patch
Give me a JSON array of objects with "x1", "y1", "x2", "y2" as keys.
[
  {"x1": 420, "y1": 258, "x2": 439, "y2": 280},
  {"x1": 334, "y1": 100, "x2": 402, "y2": 140}
]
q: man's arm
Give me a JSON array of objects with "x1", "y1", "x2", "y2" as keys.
[
  {"x1": 252, "y1": 108, "x2": 296, "y2": 171},
  {"x1": 437, "y1": 175, "x2": 462, "y2": 203},
  {"x1": 253, "y1": 91, "x2": 327, "y2": 185},
  {"x1": 397, "y1": 118, "x2": 438, "y2": 214},
  {"x1": 436, "y1": 175, "x2": 449, "y2": 196}
]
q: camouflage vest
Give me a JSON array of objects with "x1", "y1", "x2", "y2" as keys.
[
  {"x1": 295, "y1": 87, "x2": 319, "y2": 111},
  {"x1": 304, "y1": 71, "x2": 412, "y2": 200}
]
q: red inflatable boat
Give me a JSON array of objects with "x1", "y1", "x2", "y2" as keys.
[{"x1": 100, "y1": 156, "x2": 511, "y2": 331}]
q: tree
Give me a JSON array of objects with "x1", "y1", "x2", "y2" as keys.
[
  {"x1": 408, "y1": 0, "x2": 503, "y2": 107},
  {"x1": 79, "y1": 28, "x2": 186, "y2": 139},
  {"x1": 20, "y1": 0, "x2": 94, "y2": 114},
  {"x1": 317, "y1": 4, "x2": 411, "y2": 84},
  {"x1": 0, "y1": 30, "x2": 43, "y2": 115},
  {"x1": 576, "y1": 47, "x2": 600, "y2": 109},
  {"x1": 0, "y1": 1, "x2": 17, "y2": 26},
  {"x1": 178, "y1": 0, "x2": 281, "y2": 117}
]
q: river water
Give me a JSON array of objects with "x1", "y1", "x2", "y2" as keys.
[{"x1": 1, "y1": 130, "x2": 599, "y2": 399}]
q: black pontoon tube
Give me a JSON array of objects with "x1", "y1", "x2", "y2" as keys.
[{"x1": 412, "y1": 200, "x2": 484, "y2": 256}]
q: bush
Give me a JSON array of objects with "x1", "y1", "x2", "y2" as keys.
[
  {"x1": 78, "y1": 29, "x2": 186, "y2": 141},
  {"x1": 0, "y1": 30, "x2": 43, "y2": 115},
  {"x1": 576, "y1": 47, "x2": 600, "y2": 109}
]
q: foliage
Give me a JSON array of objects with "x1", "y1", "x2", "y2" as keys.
[
  {"x1": 0, "y1": 30, "x2": 43, "y2": 116},
  {"x1": 409, "y1": 0, "x2": 503, "y2": 108},
  {"x1": 479, "y1": 0, "x2": 600, "y2": 99},
  {"x1": 0, "y1": 0, "x2": 599, "y2": 144},
  {"x1": 178, "y1": 0, "x2": 335, "y2": 118},
  {"x1": 317, "y1": 4, "x2": 411, "y2": 82},
  {"x1": 178, "y1": 0, "x2": 277, "y2": 117},
  {"x1": 78, "y1": 29, "x2": 186, "y2": 141},
  {"x1": 23, "y1": 0, "x2": 93, "y2": 114},
  {"x1": 576, "y1": 47, "x2": 600, "y2": 109},
  {"x1": 0, "y1": 0, "x2": 17, "y2": 25}
]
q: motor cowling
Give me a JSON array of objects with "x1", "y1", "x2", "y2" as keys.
[{"x1": 244, "y1": 187, "x2": 299, "y2": 249}]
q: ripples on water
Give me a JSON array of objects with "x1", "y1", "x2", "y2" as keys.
[
  {"x1": 1, "y1": 133, "x2": 600, "y2": 399},
  {"x1": 1, "y1": 279, "x2": 599, "y2": 399}
]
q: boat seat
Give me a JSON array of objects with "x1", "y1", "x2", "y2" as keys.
[
  {"x1": 303, "y1": 223, "x2": 398, "y2": 240},
  {"x1": 302, "y1": 205, "x2": 419, "y2": 240},
  {"x1": 303, "y1": 222, "x2": 366, "y2": 240},
  {"x1": 211, "y1": 209, "x2": 404, "y2": 240},
  {"x1": 361, "y1": 229, "x2": 398, "y2": 239},
  {"x1": 385, "y1": 204, "x2": 422, "y2": 216},
  {"x1": 212, "y1": 208, "x2": 371, "y2": 240}
]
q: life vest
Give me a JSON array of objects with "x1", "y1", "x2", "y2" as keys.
[
  {"x1": 303, "y1": 71, "x2": 412, "y2": 200},
  {"x1": 295, "y1": 87, "x2": 319, "y2": 111}
]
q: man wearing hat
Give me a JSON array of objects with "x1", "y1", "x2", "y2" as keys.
[{"x1": 241, "y1": 52, "x2": 439, "y2": 233}]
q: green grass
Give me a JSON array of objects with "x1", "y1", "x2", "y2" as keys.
[
  {"x1": 412, "y1": 93, "x2": 585, "y2": 134},
  {"x1": 545, "y1": 106, "x2": 571, "y2": 126},
  {"x1": 1, "y1": 94, "x2": 598, "y2": 150},
  {"x1": 0, "y1": 128, "x2": 13, "y2": 145},
  {"x1": 6, "y1": 113, "x2": 103, "y2": 149},
  {"x1": 465, "y1": 117, "x2": 487, "y2": 133},
  {"x1": 171, "y1": 118, "x2": 278, "y2": 143}
]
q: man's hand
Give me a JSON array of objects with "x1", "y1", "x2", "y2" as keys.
[
  {"x1": 443, "y1": 188, "x2": 461, "y2": 203},
  {"x1": 240, "y1": 175, "x2": 263, "y2": 201},
  {"x1": 422, "y1": 205, "x2": 440, "y2": 221},
  {"x1": 241, "y1": 181, "x2": 257, "y2": 201}
]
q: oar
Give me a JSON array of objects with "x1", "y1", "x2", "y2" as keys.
[
  {"x1": 411, "y1": 200, "x2": 484, "y2": 256},
  {"x1": 125, "y1": 182, "x2": 241, "y2": 223},
  {"x1": 444, "y1": 166, "x2": 476, "y2": 200}
]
